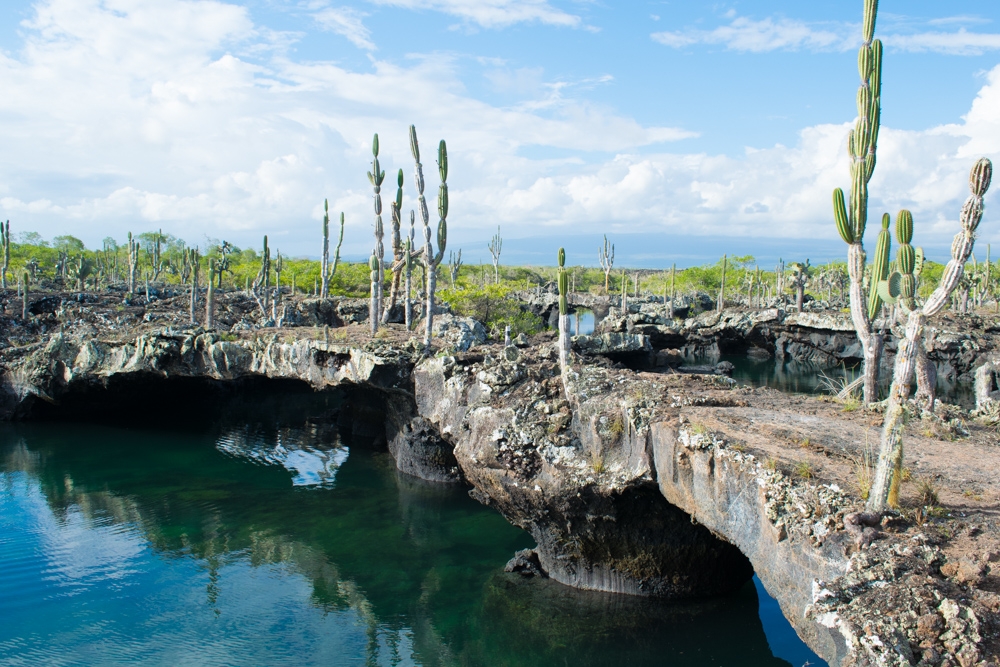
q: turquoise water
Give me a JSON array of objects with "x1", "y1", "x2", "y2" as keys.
[{"x1": 0, "y1": 397, "x2": 823, "y2": 666}]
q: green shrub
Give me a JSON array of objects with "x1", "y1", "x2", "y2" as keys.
[{"x1": 439, "y1": 283, "x2": 542, "y2": 338}]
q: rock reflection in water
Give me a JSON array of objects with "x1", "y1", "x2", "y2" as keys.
[{"x1": 216, "y1": 423, "x2": 348, "y2": 488}]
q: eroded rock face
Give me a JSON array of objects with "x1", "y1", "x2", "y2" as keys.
[
  {"x1": 595, "y1": 305, "x2": 999, "y2": 383},
  {"x1": 412, "y1": 350, "x2": 754, "y2": 599}
]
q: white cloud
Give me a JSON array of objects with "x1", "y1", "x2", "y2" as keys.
[
  {"x1": 652, "y1": 16, "x2": 852, "y2": 52},
  {"x1": 367, "y1": 0, "x2": 582, "y2": 29},
  {"x1": 652, "y1": 13, "x2": 1000, "y2": 56},
  {"x1": 884, "y1": 29, "x2": 1000, "y2": 56},
  {"x1": 0, "y1": 0, "x2": 997, "y2": 262},
  {"x1": 313, "y1": 6, "x2": 376, "y2": 50}
]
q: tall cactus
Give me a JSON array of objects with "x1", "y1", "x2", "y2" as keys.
[
  {"x1": 127, "y1": 232, "x2": 140, "y2": 295},
  {"x1": 788, "y1": 260, "x2": 811, "y2": 313},
  {"x1": 448, "y1": 249, "x2": 462, "y2": 288},
  {"x1": 599, "y1": 235, "x2": 614, "y2": 290},
  {"x1": 410, "y1": 125, "x2": 447, "y2": 351},
  {"x1": 489, "y1": 226, "x2": 502, "y2": 284},
  {"x1": 205, "y1": 258, "x2": 216, "y2": 329},
  {"x1": 321, "y1": 200, "x2": 330, "y2": 298},
  {"x1": 867, "y1": 158, "x2": 992, "y2": 513},
  {"x1": 252, "y1": 235, "x2": 271, "y2": 316},
  {"x1": 368, "y1": 133, "x2": 386, "y2": 331},
  {"x1": 668, "y1": 263, "x2": 676, "y2": 319},
  {"x1": 369, "y1": 250, "x2": 379, "y2": 336},
  {"x1": 404, "y1": 210, "x2": 415, "y2": 330},
  {"x1": 1, "y1": 220, "x2": 9, "y2": 289},
  {"x1": 382, "y1": 170, "x2": 408, "y2": 323},
  {"x1": 557, "y1": 247, "x2": 570, "y2": 372},
  {"x1": 19, "y1": 269, "x2": 29, "y2": 319},
  {"x1": 189, "y1": 247, "x2": 200, "y2": 323},
  {"x1": 875, "y1": 211, "x2": 930, "y2": 414},
  {"x1": 833, "y1": 0, "x2": 885, "y2": 404}
]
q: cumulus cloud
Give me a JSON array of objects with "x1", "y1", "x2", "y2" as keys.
[{"x1": 0, "y1": 0, "x2": 997, "y2": 262}]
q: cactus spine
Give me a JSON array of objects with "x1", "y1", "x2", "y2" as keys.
[
  {"x1": 1, "y1": 220, "x2": 9, "y2": 289},
  {"x1": 833, "y1": 0, "x2": 885, "y2": 404},
  {"x1": 368, "y1": 133, "x2": 386, "y2": 331},
  {"x1": 868, "y1": 158, "x2": 992, "y2": 513}
]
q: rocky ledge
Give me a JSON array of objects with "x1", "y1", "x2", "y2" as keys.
[{"x1": 2, "y1": 319, "x2": 999, "y2": 666}]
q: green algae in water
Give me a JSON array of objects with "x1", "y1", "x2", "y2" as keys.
[{"x1": 0, "y1": 400, "x2": 823, "y2": 666}]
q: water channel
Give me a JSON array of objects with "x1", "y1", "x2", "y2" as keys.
[{"x1": 0, "y1": 388, "x2": 824, "y2": 666}]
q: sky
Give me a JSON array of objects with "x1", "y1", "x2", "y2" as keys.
[{"x1": 0, "y1": 0, "x2": 998, "y2": 268}]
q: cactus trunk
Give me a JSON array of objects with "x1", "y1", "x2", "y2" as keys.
[{"x1": 206, "y1": 259, "x2": 216, "y2": 329}]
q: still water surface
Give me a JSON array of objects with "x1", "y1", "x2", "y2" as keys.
[{"x1": 0, "y1": 395, "x2": 823, "y2": 666}]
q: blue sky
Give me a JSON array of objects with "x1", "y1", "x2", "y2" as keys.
[{"x1": 0, "y1": 0, "x2": 998, "y2": 267}]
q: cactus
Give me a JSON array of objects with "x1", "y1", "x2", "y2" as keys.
[
  {"x1": 127, "y1": 232, "x2": 140, "y2": 295},
  {"x1": 19, "y1": 269, "x2": 29, "y2": 319},
  {"x1": 404, "y1": 210, "x2": 415, "y2": 330},
  {"x1": 189, "y1": 247, "x2": 200, "y2": 323},
  {"x1": 368, "y1": 133, "x2": 386, "y2": 330},
  {"x1": 68, "y1": 254, "x2": 95, "y2": 291},
  {"x1": 864, "y1": 213, "x2": 893, "y2": 319},
  {"x1": 273, "y1": 251, "x2": 284, "y2": 320},
  {"x1": 787, "y1": 260, "x2": 811, "y2": 313},
  {"x1": 205, "y1": 258, "x2": 216, "y2": 329},
  {"x1": 252, "y1": 235, "x2": 271, "y2": 316},
  {"x1": 668, "y1": 263, "x2": 676, "y2": 319},
  {"x1": 832, "y1": 0, "x2": 885, "y2": 404},
  {"x1": 489, "y1": 226, "x2": 502, "y2": 284},
  {"x1": 369, "y1": 250, "x2": 379, "y2": 336},
  {"x1": 382, "y1": 170, "x2": 409, "y2": 323},
  {"x1": 557, "y1": 247, "x2": 570, "y2": 373},
  {"x1": 321, "y1": 200, "x2": 329, "y2": 297},
  {"x1": 320, "y1": 202, "x2": 344, "y2": 299},
  {"x1": 0, "y1": 220, "x2": 9, "y2": 289},
  {"x1": 599, "y1": 235, "x2": 614, "y2": 290},
  {"x1": 868, "y1": 157, "x2": 992, "y2": 513},
  {"x1": 448, "y1": 248, "x2": 462, "y2": 288},
  {"x1": 144, "y1": 229, "x2": 164, "y2": 282},
  {"x1": 410, "y1": 125, "x2": 448, "y2": 351}
]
